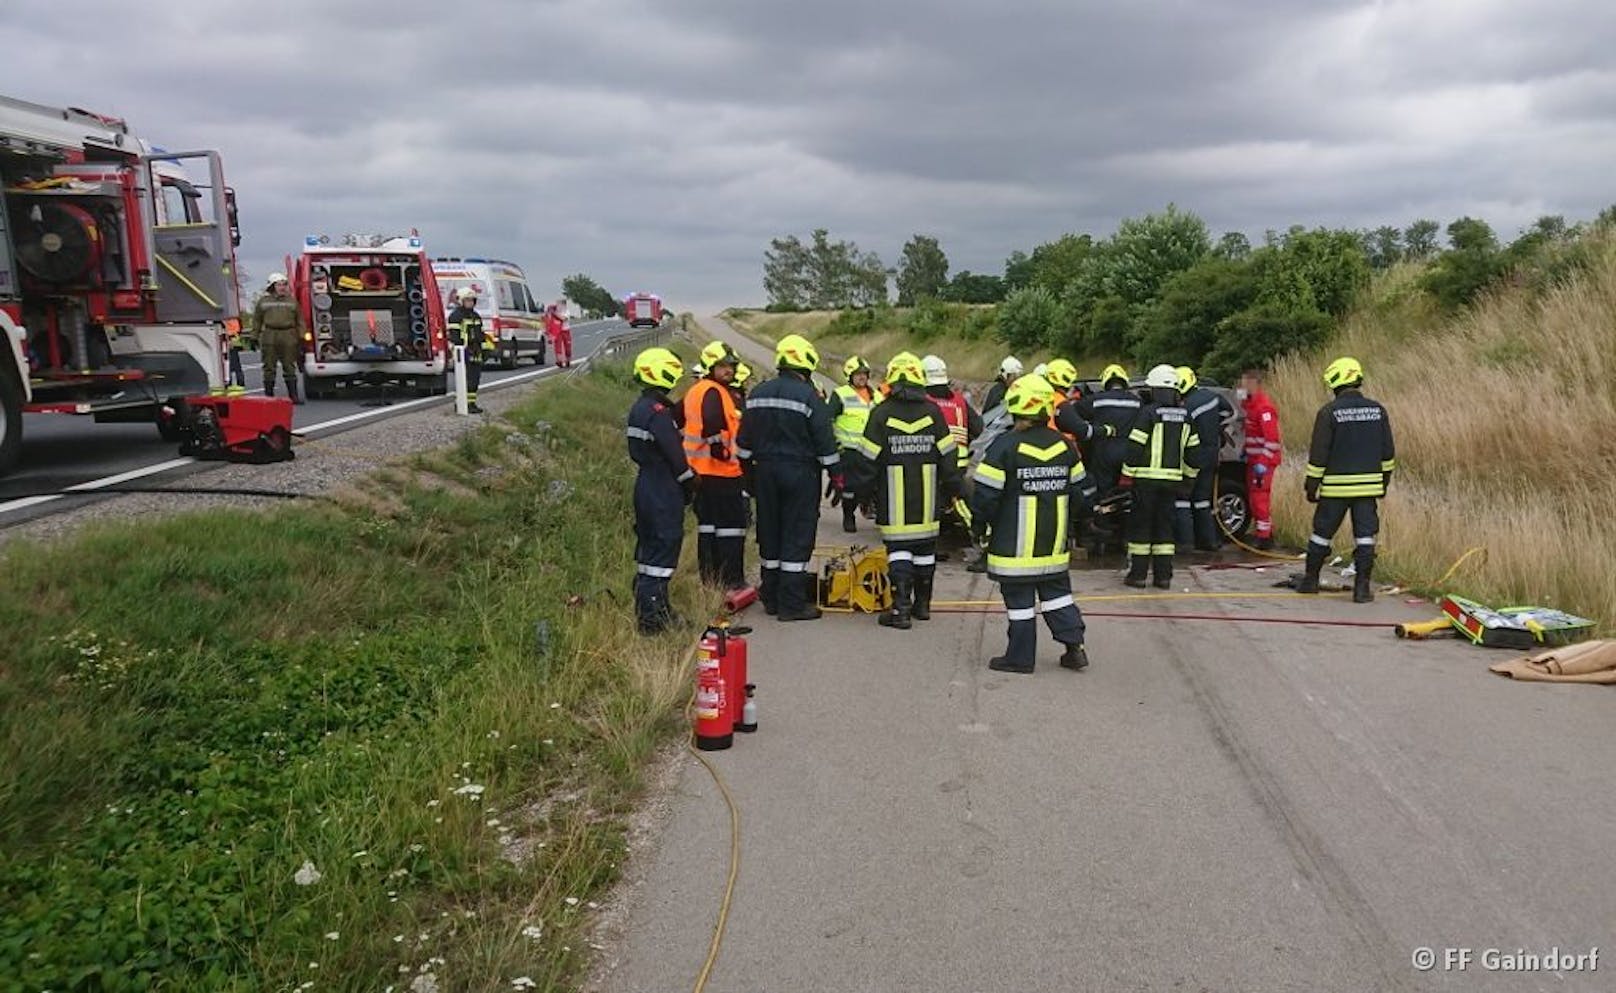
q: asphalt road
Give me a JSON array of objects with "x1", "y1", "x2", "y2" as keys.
[
  {"x1": 0, "y1": 318, "x2": 636, "y2": 523},
  {"x1": 589, "y1": 320, "x2": 1616, "y2": 993}
]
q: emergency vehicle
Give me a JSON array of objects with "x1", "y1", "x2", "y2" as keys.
[
  {"x1": 291, "y1": 234, "x2": 450, "y2": 398},
  {"x1": 624, "y1": 292, "x2": 663, "y2": 328},
  {"x1": 430, "y1": 257, "x2": 548, "y2": 369},
  {"x1": 1, "y1": 93, "x2": 241, "y2": 476}
]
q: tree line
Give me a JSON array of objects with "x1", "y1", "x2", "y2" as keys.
[{"x1": 762, "y1": 204, "x2": 1616, "y2": 380}]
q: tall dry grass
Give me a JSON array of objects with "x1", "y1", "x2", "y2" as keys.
[{"x1": 1268, "y1": 237, "x2": 1616, "y2": 627}]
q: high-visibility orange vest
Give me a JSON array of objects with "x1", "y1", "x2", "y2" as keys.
[{"x1": 682, "y1": 378, "x2": 744, "y2": 478}]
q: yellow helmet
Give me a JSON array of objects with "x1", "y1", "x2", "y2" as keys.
[
  {"x1": 843, "y1": 354, "x2": 871, "y2": 379},
  {"x1": 1323, "y1": 356, "x2": 1364, "y2": 390},
  {"x1": 734, "y1": 362, "x2": 753, "y2": 387},
  {"x1": 1044, "y1": 358, "x2": 1079, "y2": 390},
  {"x1": 1005, "y1": 373, "x2": 1058, "y2": 418},
  {"x1": 633, "y1": 347, "x2": 683, "y2": 390},
  {"x1": 885, "y1": 351, "x2": 926, "y2": 387},
  {"x1": 1100, "y1": 363, "x2": 1130, "y2": 388},
  {"x1": 700, "y1": 340, "x2": 738, "y2": 370},
  {"x1": 1175, "y1": 365, "x2": 1197, "y2": 392},
  {"x1": 775, "y1": 333, "x2": 819, "y2": 373}
]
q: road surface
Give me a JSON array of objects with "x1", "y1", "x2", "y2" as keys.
[
  {"x1": 588, "y1": 320, "x2": 1615, "y2": 993},
  {"x1": 0, "y1": 319, "x2": 636, "y2": 525}
]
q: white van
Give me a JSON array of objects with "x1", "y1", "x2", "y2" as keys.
[{"x1": 430, "y1": 257, "x2": 549, "y2": 369}]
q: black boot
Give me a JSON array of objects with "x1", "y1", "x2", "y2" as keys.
[
  {"x1": 1193, "y1": 508, "x2": 1222, "y2": 551},
  {"x1": 842, "y1": 502, "x2": 857, "y2": 533},
  {"x1": 911, "y1": 576, "x2": 933, "y2": 621},
  {"x1": 879, "y1": 579, "x2": 912, "y2": 630},
  {"x1": 288, "y1": 378, "x2": 305, "y2": 406},
  {"x1": 1297, "y1": 547, "x2": 1326, "y2": 594},
  {"x1": 264, "y1": 383, "x2": 276, "y2": 398},
  {"x1": 760, "y1": 569, "x2": 779, "y2": 616},
  {"x1": 1124, "y1": 555, "x2": 1149, "y2": 589},
  {"x1": 988, "y1": 622, "x2": 1037, "y2": 674},
  {"x1": 1059, "y1": 642, "x2": 1090, "y2": 670},
  {"x1": 777, "y1": 574, "x2": 822, "y2": 622},
  {"x1": 1152, "y1": 554, "x2": 1174, "y2": 590},
  {"x1": 1353, "y1": 550, "x2": 1375, "y2": 603}
]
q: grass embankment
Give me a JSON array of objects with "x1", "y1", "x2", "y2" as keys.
[
  {"x1": 1266, "y1": 239, "x2": 1616, "y2": 627},
  {"x1": 723, "y1": 306, "x2": 1055, "y2": 387},
  {"x1": 0, "y1": 363, "x2": 713, "y2": 992}
]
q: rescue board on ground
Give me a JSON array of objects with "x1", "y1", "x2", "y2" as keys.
[{"x1": 1439, "y1": 595, "x2": 1594, "y2": 649}]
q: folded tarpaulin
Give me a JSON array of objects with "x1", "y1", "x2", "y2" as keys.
[{"x1": 1489, "y1": 640, "x2": 1616, "y2": 684}]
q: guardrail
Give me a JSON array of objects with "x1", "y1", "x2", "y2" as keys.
[{"x1": 594, "y1": 323, "x2": 673, "y2": 363}]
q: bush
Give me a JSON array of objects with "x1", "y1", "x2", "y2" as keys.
[
  {"x1": 996, "y1": 286, "x2": 1062, "y2": 350},
  {"x1": 1203, "y1": 301, "x2": 1333, "y2": 382}
]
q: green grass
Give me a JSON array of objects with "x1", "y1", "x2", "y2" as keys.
[{"x1": 0, "y1": 361, "x2": 714, "y2": 992}]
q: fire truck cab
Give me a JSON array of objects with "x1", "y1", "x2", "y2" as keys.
[
  {"x1": 292, "y1": 234, "x2": 450, "y2": 398},
  {"x1": 0, "y1": 93, "x2": 241, "y2": 475}
]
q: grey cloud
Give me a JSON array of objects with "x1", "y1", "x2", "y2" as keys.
[{"x1": 4, "y1": 0, "x2": 1613, "y2": 310}]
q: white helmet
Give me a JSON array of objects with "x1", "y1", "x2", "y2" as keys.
[
  {"x1": 265, "y1": 272, "x2": 289, "y2": 287},
  {"x1": 998, "y1": 356, "x2": 1023, "y2": 380},
  {"x1": 456, "y1": 286, "x2": 478, "y2": 303},
  {"x1": 921, "y1": 354, "x2": 949, "y2": 386},
  {"x1": 1033, "y1": 362, "x2": 1048, "y2": 378},
  {"x1": 1146, "y1": 363, "x2": 1179, "y2": 389}
]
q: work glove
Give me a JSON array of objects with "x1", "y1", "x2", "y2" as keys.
[
  {"x1": 1304, "y1": 477, "x2": 1320, "y2": 504},
  {"x1": 709, "y1": 441, "x2": 731, "y2": 461}
]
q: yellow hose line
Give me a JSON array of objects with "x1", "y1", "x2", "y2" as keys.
[{"x1": 681, "y1": 645, "x2": 741, "y2": 993}]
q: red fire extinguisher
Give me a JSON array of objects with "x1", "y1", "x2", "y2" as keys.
[
  {"x1": 694, "y1": 628, "x2": 733, "y2": 751},
  {"x1": 725, "y1": 627, "x2": 753, "y2": 734}
]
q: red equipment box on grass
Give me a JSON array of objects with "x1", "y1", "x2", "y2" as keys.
[{"x1": 171, "y1": 394, "x2": 295, "y2": 464}]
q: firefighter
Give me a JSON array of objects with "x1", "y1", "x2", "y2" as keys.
[
  {"x1": 254, "y1": 273, "x2": 305, "y2": 405},
  {"x1": 827, "y1": 355, "x2": 880, "y2": 533},
  {"x1": 546, "y1": 306, "x2": 573, "y2": 368},
  {"x1": 734, "y1": 334, "x2": 839, "y2": 621},
  {"x1": 970, "y1": 374, "x2": 1095, "y2": 674},
  {"x1": 226, "y1": 321, "x2": 247, "y2": 392},
  {"x1": 627, "y1": 347, "x2": 696, "y2": 634},
  {"x1": 921, "y1": 355, "x2": 980, "y2": 478},
  {"x1": 731, "y1": 361, "x2": 754, "y2": 404},
  {"x1": 1301, "y1": 357, "x2": 1396, "y2": 602},
  {"x1": 1119, "y1": 364, "x2": 1199, "y2": 589},
  {"x1": 1074, "y1": 364, "x2": 1140, "y2": 497},
  {"x1": 1047, "y1": 359, "x2": 1107, "y2": 444},
  {"x1": 982, "y1": 356, "x2": 1023, "y2": 413},
  {"x1": 683, "y1": 341, "x2": 748, "y2": 590},
  {"x1": 850, "y1": 352, "x2": 961, "y2": 629},
  {"x1": 447, "y1": 286, "x2": 492, "y2": 413},
  {"x1": 1175, "y1": 366, "x2": 1235, "y2": 551},
  {"x1": 1239, "y1": 367, "x2": 1282, "y2": 549}
]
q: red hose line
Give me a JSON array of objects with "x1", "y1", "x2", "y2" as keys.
[{"x1": 931, "y1": 606, "x2": 1391, "y2": 629}]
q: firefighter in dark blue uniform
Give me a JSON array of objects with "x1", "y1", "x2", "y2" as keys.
[
  {"x1": 1073, "y1": 363, "x2": 1140, "y2": 497},
  {"x1": 447, "y1": 286, "x2": 492, "y2": 414},
  {"x1": 849, "y1": 351, "x2": 962, "y2": 629},
  {"x1": 1120, "y1": 364, "x2": 1199, "y2": 589},
  {"x1": 626, "y1": 347, "x2": 696, "y2": 634},
  {"x1": 1301, "y1": 357, "x2": 1396, "y2": 602},
  {"x1": 970, "y1": 374, "x2": 1096, "y2": 673},
  {"x1": 734, "y1": 334, "x2": 839, "y2": 621},
  {"x1": 1174, "y1": 365, "x2": 1235, "y2": 551}
]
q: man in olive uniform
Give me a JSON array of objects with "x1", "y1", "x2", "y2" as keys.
[
  {"x1": 447, "y1": 286, "x2": 492, "y2": 413},
  {"x1": 253, "y1": 272, "x2": 305, "y2": 404}
]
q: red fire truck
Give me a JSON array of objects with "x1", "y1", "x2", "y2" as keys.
[
  {"x1": 1, "y1": 93, "x2": 241, "y2": 476},
  {"x1": 624, "y1": 292, "x2": 663, "y2": 328},
  {"x1": 290, "y1": 234, "x2": 450, "y2": 398}
]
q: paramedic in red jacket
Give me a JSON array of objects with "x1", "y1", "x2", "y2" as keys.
[
  {"x1": 1239, "y1": 368, "x2": 1282, "y2": 549},
  {"x1": 547, "y1": 306, "x2": 573, "y2": 368}
]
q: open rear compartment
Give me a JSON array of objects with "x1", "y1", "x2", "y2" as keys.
[{"x1": 306, "y1": 255, "x2": 435, "y2": 363}]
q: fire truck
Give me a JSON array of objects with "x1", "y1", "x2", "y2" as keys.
[
  {"x1": 624, "y1": 292, "x2": 663, "y2": 328},
  {"x1": 0, "y1": 94, "x2": 241, "y2": 477},
  {"x1": 290, "y1": 233, "x2": 449, "y2": 398}
]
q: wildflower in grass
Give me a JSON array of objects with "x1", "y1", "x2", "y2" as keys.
[
  {"x1": 564, "y1": 897, "x2": 579, "y2": 908},
  {"x1": 521, "y1": 924, "x2": 543, "y2": 940},
  {"x1": 325, "y1": 932, "x2": 340, "y2": 941},
  {"x1": 294, "y1": 860, "x2": 323, "y2": 886},
  {"x1": 409, "y1": 973, "x2": 439, "y2": 993},
  {"x1": 512, "y1": 978, "x2": 536, "y2": 990},
  {"x1": 426, "y1": 800, "x2": 440, "y2": 808},
  {"x1": 452, "y1": 783, "x2": 485, "y2": 798}
]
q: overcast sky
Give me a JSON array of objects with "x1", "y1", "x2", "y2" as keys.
[{"x1": 8, "y1": 0, "x2": 1613, "y2": 312}]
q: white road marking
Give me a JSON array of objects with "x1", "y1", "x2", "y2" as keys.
[{"x1": 1, "y1": 324, "x2": 631, "y2": 519}]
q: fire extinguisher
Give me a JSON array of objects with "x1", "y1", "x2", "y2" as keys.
[
  {"x1": 724, "y1": 627, "x2": 753, "y2": 734},
  {"x1": 694, "y1": 628, "x2": 733, "y2": 751}
]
